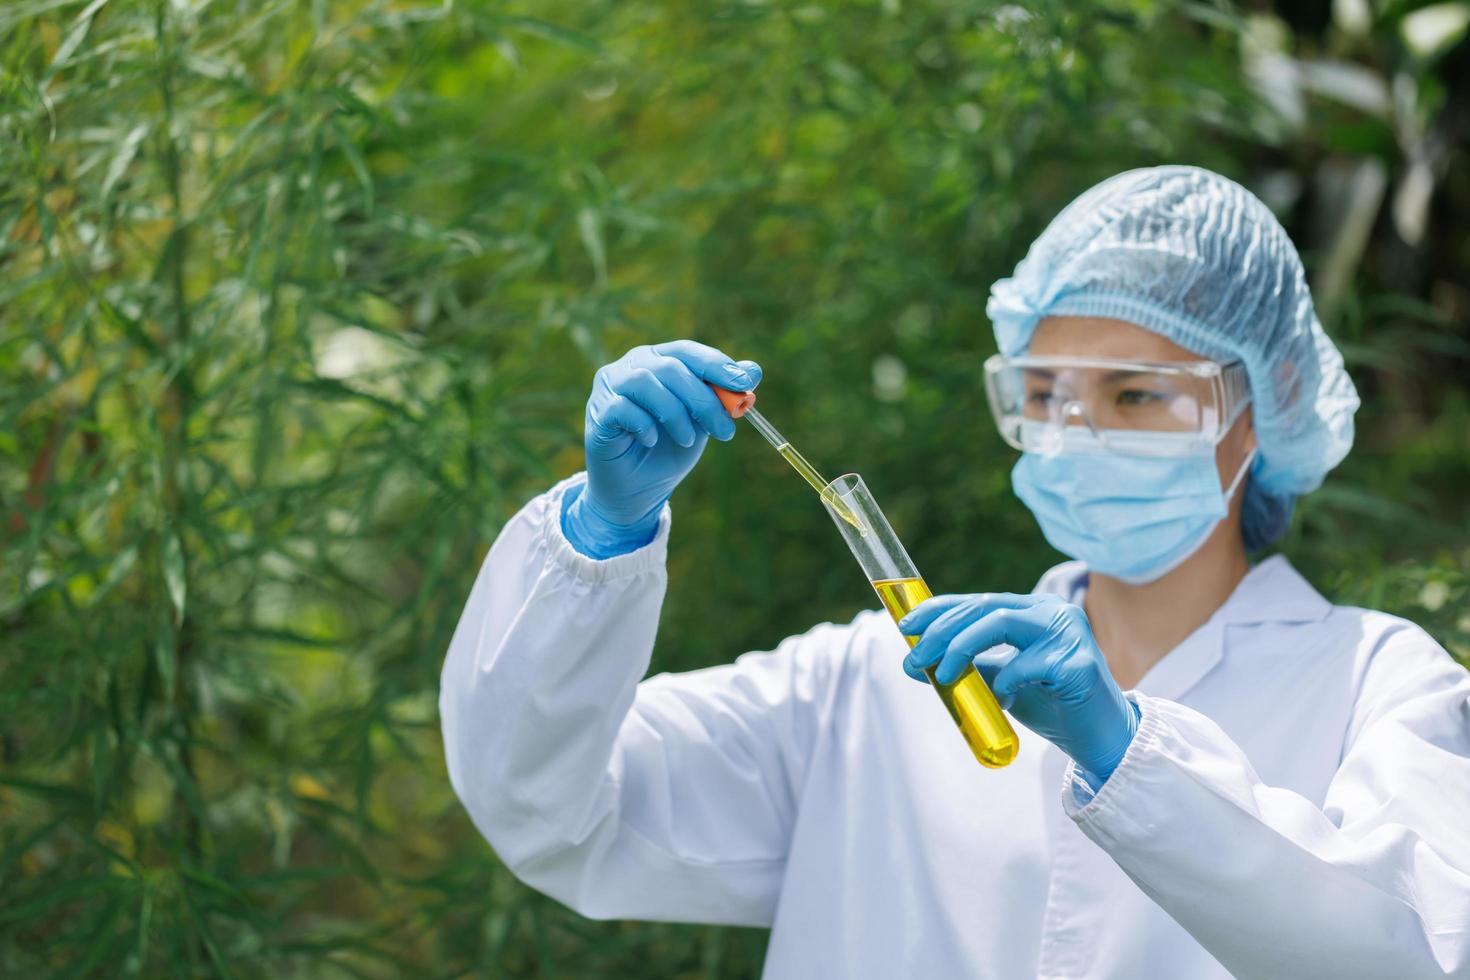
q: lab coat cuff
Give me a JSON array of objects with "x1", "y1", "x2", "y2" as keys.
[
  {"x1": 1060, "y1": 691, "x2": 1160, "y2": 819},
  {"x1": 542, "y1": 473, "x2": 672, "y2": 584}
]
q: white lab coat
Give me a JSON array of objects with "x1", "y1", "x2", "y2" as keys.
[{"x1": 439, "y1": 474, "x2": 1470, "y2": 979}]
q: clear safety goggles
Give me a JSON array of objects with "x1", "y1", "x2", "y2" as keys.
[{"x1": 983, "y1": 354, "x2": 1251, "y2": 457}]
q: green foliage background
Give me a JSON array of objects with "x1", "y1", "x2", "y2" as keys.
[{"x1": 2, "y1": 0, "x2": 1466, "y2": 976}]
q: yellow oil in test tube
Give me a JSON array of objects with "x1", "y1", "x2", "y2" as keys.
[
  {"x1": 822, "y1": 474, "x2": 1019, "y2": 770},
  {"x1": 871, "y1": 575, "x2": 1019, "y2": 768}
]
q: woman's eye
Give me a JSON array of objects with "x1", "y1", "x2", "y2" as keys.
[
  {"x1": 1116, "y1": 388, "x2": 1164, "y2": 407},
  {"x1": 1026, "y1": 390, "x2": 1055, "y2": 406}
]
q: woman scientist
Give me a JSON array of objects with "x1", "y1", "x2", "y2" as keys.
[{"x1": 439, "y1": 166, "x2": 1470, "y2": 978}]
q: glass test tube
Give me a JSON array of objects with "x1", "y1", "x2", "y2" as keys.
[{"x1": 820, "y1": 474, "x2": 1019, "y2": 769}]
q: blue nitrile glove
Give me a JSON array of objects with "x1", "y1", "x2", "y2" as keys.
[
  {"x1": 561, "y1": 340, "x2": 762, "y2": 559},
  {"x1": 898, "y1": 593, "x2": 1139, "y2": 788}
]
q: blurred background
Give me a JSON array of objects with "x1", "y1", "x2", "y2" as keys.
[{"x1": 2, "y1": 0, "x2": 1467, "y2": 975}]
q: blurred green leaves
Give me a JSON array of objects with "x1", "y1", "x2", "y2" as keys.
[{"x1": 1, "y1": 0, "x2": 1466, "y2": 976}]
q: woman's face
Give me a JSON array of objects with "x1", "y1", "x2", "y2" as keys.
[{"x1": 1028, "y1": 316, "x2": 1257, "y2": 491}]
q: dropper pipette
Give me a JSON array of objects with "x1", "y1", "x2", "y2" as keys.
[{"x1": 708, "y1": 385, "x2": 867, "y2": 533}]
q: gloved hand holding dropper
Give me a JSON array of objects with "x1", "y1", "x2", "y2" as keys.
[{"x1": 560, "y1": 341, "x2": 762, "y2": 559}]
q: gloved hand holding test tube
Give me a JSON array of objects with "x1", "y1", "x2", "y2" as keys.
[{"x1": 709, "y1": 384, "x2": 1020, "y2": 768}]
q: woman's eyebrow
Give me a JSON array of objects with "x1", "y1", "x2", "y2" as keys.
[{"x1": 1024, "y1": 368, "x2": 1148, "y2": 383}]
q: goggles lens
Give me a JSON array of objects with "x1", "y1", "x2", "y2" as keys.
[{"x1": 984, "y1": 355, "x2": 1250, "y2": 456}]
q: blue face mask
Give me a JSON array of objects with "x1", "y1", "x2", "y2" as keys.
[{"x1": 1011, "y1": 432, "x2": 1256, "y2": 585}]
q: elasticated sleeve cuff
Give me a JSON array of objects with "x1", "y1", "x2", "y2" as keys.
[{"x1": 543, "y1": 473, "x2": 672, "y2": 585}]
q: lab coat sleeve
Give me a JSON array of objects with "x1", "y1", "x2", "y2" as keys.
[
  {"x1": 439, "y1": 474, "x2": 842, "y2": 928},
  {"x1": 1063, "y1": 631, "x2": 1470, "y2": 979}
]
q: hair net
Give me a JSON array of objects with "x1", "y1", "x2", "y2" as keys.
[{"x1": 986, "y1": 165, "x2": 1360, "y2": 549}]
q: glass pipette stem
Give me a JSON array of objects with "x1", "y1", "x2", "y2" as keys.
[
  {"x1": 741, "y1": 406, "x2": 787, "y2": 452},
  {"x1": 740, "y1": 408, "x2": 866, "y2": 533}
]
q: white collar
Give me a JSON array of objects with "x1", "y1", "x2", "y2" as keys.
[
  {"x1": 1037, "y1": 554, "x2": 1334, "y2": 700},
  {"x1": 1041, "y1": 554, "x2": 1332, "y2": 626}
]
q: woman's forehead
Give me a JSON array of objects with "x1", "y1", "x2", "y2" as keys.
[{"x1": 1028, "y1": 316, "x2": 1203, "y2": 362}]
